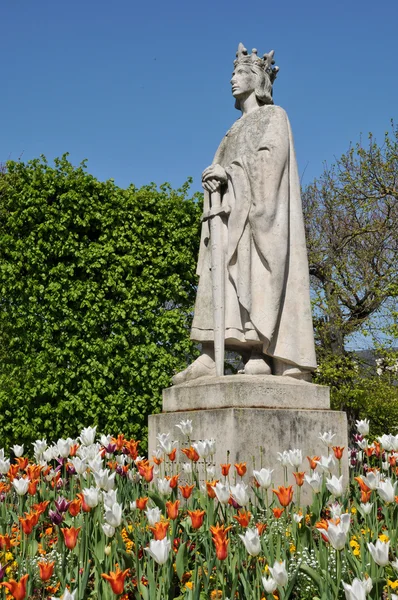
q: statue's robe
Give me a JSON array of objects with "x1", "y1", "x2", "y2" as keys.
[{"x1": 191, "y1": 104, "x2": 317, "y2": 370}]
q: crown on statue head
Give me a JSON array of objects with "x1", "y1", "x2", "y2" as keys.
[{"x1": 234, "y1": 43, "x2": 279, "y2": 84}]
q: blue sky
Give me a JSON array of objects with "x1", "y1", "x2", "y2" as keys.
[{"x1": 1, "y1": 0, "x2": 397, "y2": 194}]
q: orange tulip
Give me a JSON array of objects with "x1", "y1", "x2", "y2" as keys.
[
  {"x1": 125, "y1": 439, "x2": 140, "y2": 460},
  {"x1": 307, "y1": 456, "x2": 320, "y2": 471},
  {"x1": 188, "y1": 509, "x2": 205, "y2": 529},
  {"x1": 68, "y1": 498, "x2": 82, "y2": 517},
  {"x1": 0, "y1": 534, "x2": 16, "y2": 550},
  {"x1": 166, "y1": 500, "x2": 180, "y2": 520},
  {"x1": 272, "y1": 507, "x2": 284, "y2": 519},
  {"x1": 256, "y1": 522, "x2": 267, "y2": 535},
  {"x1": 111, "y1": 434, "x2": 126, "y2": 451},
  {"x1": 136, "y1": 497, "x2": 149, "y2": 511},
  {"x1": 61, "y1": 526, "x2": 81, "y2": 550},
  {"x1": 15, "y1": 457, "x2": 29, "y2": 471},
  {"x1": 7, "y1": 464, "x2": 19, "y2": 482},
  {"x1": 0, "y1": 574, "x2": 29, "y2": 600},
  {"x1": 354, "y1": 477, "x2": 371, "y2": 493},
  {"x1": 233, "y1": 509, "x2": 251, "y2": 527},
  {"x1": 138, "y1": 462, "x2": 154, "y2": 483},
  {"x1": 332, "y1": 446, "x2": 345, "y2": 460},
  {"x1": 25, "y1": 464, "x2": 42, "y2": 480},
  {"x1": 102, "y1": 567, "x2": 130, "y2": 595},
  {"x1": 210, "y1": 523, "x2": 232, "y2": 561},
  {"x1": 168, "y1": 448, "x2": 177, "y2": 462},
  {"x1": 293, "y1": 472, "x2": 305, "y2": 487},
  {"x1": 272, "y1": 485, "x2": 294, "y2": 507},
  {"x1": 32, "y1": 501, "x2": 49, "y2": 515},
  {"x1": 181, "y1": 447, "x2": 200, "y2": 462},
  {"x1": 179, "y1": 483, "x2": 195, "y2": 499},
  {"x1": 374, "y1": 442, "x2": 381, "y2": 457},
  {"x1": 69, "y1": 443, "x2": 79, "y2": 457},
  {"x1": 363, "y1": 447, "x2": 374, "y2": 458},
  {"x1": 38, "y1": 561, "x2": 55, "y2": 581},
  {"x1": 234, "y1": 462, "x2": 247, "y2": 477},
  {"x1": 27, "y1": 479, "x2": 39, "y2": 495},
  {"x1": 361, "y1": 489, "x2": 372, "y2": 503},
  {"x1": 153, "y1": 456, "x2": 163, "y2": 466},
  {"x1": 220, "y1": 463, "x2": 231, "y2": 476},
  {"x1": 206, "y1": 480, "x2": 219, "y2": 499},
  {"x1": 149, "y1": 521, "x2": 169, "y2": 540},
  {"x1": 168, "y1": 474, "x2": 180, "y2": 489},
  {"x1": 19, "y1": 511, "x2": 39, "y2": 536}
]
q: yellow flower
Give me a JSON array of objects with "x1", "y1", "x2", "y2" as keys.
[
  {"x1": 210, "y1": 591, "x2": 223, "y2": 599},
  {"x1": 289, "y1": 544, "x2": 296, "y2": 553},
  {"x1": 379, "y1": 534, "x2": 389, "y2": 543},
  {"x1": 351, "y1": 506, "x2": 357, "y2": 514},
  {"x1": 388, "y1": 580, "x2": 398, "y2": 590},
  {"x1": 185, "y1": 582, "x2": 194, "y2": 590}
]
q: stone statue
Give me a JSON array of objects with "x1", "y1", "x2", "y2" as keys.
[{"x1": 173, "y1": 43, "x2": 317, "y2": 385}]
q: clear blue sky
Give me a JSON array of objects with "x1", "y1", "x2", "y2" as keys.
[{"x1": 1, "y1": 0, "x2": 397, "y2": 194}]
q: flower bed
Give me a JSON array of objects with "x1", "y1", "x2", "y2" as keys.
[{"x1": 0, "y1": 420, "x2": 397, "y2": 599}]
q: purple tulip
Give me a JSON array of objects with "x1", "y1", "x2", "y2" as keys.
[
  {"x1": 49, "y1": 510, "x2": 64, "y2": 525},
  {"x1": 55, "y1": 496, "x2": 70, "y2": 513},
  {"x1": 0, "y1": 563, "x2": 5, "y2": 581}
]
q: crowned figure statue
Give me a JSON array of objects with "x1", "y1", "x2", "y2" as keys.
[{"x1": 173, "y1": 43, "x2": 317, "y2": 384}]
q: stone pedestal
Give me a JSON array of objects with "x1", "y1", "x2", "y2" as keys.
[{"x1": 148, "y1": 375, "x2": 348, "y2": 505}]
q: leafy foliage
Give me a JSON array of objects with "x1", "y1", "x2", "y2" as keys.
[{"x1": 0, "y1": 155, "x2": 201, "y2": 449}]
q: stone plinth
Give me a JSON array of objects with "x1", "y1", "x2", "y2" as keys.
[{"x1": 148, "y1": 376, "x2": 348, "y2": 505}]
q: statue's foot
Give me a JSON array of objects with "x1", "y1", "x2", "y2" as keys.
[
  {"x1": 273, "y1": 359, "x2": 312, "y2": 382},
  {"x1": 244, "y1": 352, "x2": 272, "y2": 375},
  {"x1": 172, "y1": 353, "x2": 216, "y2": 385}
]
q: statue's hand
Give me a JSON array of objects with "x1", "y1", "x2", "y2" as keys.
[
  {"x1": 202, "y1": 164, "x2": 227, "y2": 184},
  {"x1": 202, "y1": 177, "x2": 222, "y2": 192}
]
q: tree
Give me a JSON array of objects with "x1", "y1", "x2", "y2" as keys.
[
  {"x1": 303, "y1": 123, "x2": 398, "y2": 358},
  {"x1": 0, "y1": 155, "x2": 202, "y2": 449}
]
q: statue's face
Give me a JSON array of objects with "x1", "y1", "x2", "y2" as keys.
[{"x1": 231, "y1": 65, "x2": 256, "y2": 99}]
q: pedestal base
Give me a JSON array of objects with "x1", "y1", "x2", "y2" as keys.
[{"x1": 148, "y1": 377, "x2": 348, "y2": 505}]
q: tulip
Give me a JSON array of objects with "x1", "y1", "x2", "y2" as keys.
[
  {"x1": 0, "y1": 574, "x2": 29, "y2": 600},
  {"x1": 377, "y1": 478, "x2": 397, "y2": 503},
  {"x1": 102, "y1": 567, "x2": 130, "y2": 595},
  {"x1": 104, "y1": 502, "x2": 123, "y2": 528},
  {"x1": 316, "y1": 455, "x2": 336, "y2": 473},
  {"x1": 32, "y1": 439, "x2": 47, "y2": 458},
  {"x1": 61, "y1": 526, "x2": 81, "y2": 550},
  {"x1": 38, "y1": 561, "x2": 55, "y2": 582},
  {"x1": 145, "y1": 538, "x2": 171, "y2": 565},
  {"x1": 230, "y1": 482, "x2": 249, "y2": 506},
  {"x1": 12, "y1": 445, "x2": 24, "y2": 457},
  {"x1": 156, "y1": 432, "x2": 174, "y2": 454},
  {"x1": 0, "y1": 459, "x2": 10, "y2": 475},
  {"x1": 272, "y1": 507, "x2": 284, "y2": 519},
  {"x1": 359, "y1": 502, "x2": 373, "y2": 515},
  {"x1": 12, "y1": 478, "x2": 29, "y2": 496},
  {"x1": 157, "y1": 478, "x2": 172, "y2": 496},
  {"x1": 49, "y1": 510, "x2": 64, "y2": 525},
  {"x1": 181, "y1": 446, "x2": 200, "y2": 461},
  {"x1": 293, "y1": 472, "x2": 305, "y2": 486},
  {"x1": 213, "y1": 482, "x2": 230, "y2": 504},
  {"x1": 193, "y1": 439, "x2": 214, "y2": 459},
  {"x1": 80, "y1": 426, "x2": 97, "y2": 446},
  {"x1": 287, "y1": 449, "x2": 302, "y2": 468},
  {"x1": 188, "y1": 509, "x2": 205, "y2": 529},
  {"x1": 50, "y1": 590, "x2": 77, "y2": 600},
  {"x1": 168, "y1": 448, "x2": 177, "y2": 461},
  {"x1": 55, "y1": 497, "x2": 70, "y2": 514},
  {"x1": 305, "y1": 472, "x2": 322, "y2": 493},
  {"x1": 332, "y1": 446, "x2": 345, "y2": 460},
  {"x1": 318, "y1": 513, "x2": 350, "y2": 551},
  {"x1": 356, "y1": 419, "x2": 369, "y2": 436},
  {"x1": 233, "y1": 509, "x2": 251, "y2": 527},
  {"x1": 166, "y1": 500, "x2": 180, "y2": 520},
  {"x1": 319, "y1": 431, "x2": 336, "y2": 446},
  {"x1": 210, "y1": 523, "x2": 232, "y2": 561},
  {"x1": 168, "y1": 474, "x2": 180, "y2": 489},
  {"x1": 68, "y1": 498, "x2": 82, "y2": 517},
  {"x1": 93, "y1": 469, "x2": 116, "y2": 491},
  {"x1": 77, "y1": 493, "x2": 91, "y2": 513},
  {"x1": 367, "y1": 539, "x2": 390, "y2": 566},
  {"x1": 56, "y1": 438, "x2": 73, "y2": 458},
  {"x1": 175, "y1": 419, "x2": 193, "y2": 436},
  {"x1": 307, "y1": 455, "x2": 320, "y2": 471},
  {"x1": 221, "y1": 463, "x2": 231, "y2": 476},
  {"x1": 293, "y1": 513, "x2": 303, "y2": 523},
  {"x1": 179, "y1": 483, "x2": 195, "y2": 499},
  {"x1": 145, "y1": 507, "x2": 162, "y2": 526},
  {"x1": 235, "y1": 462, "x2": 247, "y2": 477},
  {"x1": 239, "y1": 528, "x2": 261, "y2": 556},
  {"x1": 342, "y1": 578, "x2": 367, "y2": 600},
  {"x1": 273, "y1": 485, "x2": 294, "y2": 507},
  {"x1": 253, "y1": 468, "x2": 274, "y2": 489},
  {"x1": 326, "y1": 475, "x2": 344, "y2": 498},
  {"x1": 262, "y1": 576, "x2": 277, "y2": 594},
  {"x1": 277, "y1": 451, "x2": 290, "y2": 466},
  {"x1": 102, "y1": 524, "x2": 115, "y2": 538},
  {"x1": 136, "y1": 497, "x2": 149, "y2": 511},
  {"x1": 182, "y1": 463, "x2": 192, "y2": 474},
  {"x1": 149, "y1": 521, "x2": 169, "y2": 540},
  {"x1": 329, "y1": 502, "x2": 342, "y2": 519},
  {"x1": 362, "y1": 471, "x2": 381, "y2": 491},
  {"x1": 82, "y1": 487, "x2": 99, "y2": 508},
  {"x1": 269, "y1": 560, "x2": 288, "y2": 587}
]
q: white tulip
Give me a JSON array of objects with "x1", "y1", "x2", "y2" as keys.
[
  {"x1": 378, "y1": 434, "x2": 394, "y2": 452},
  {"x1": 293, "y1": 513, "x2": 304, "y2": 523},
  {"x1": 326, "y1": 475, "x2": 344, "y2": 498},
  {"x1": 269, "y1": 560, "x2": 288, "y2": 587},
  {"x1": 359, "y1": 502, "x2": 373, "y2": 515},
  {"x1": 104, "y1": 502, "x2": 123, "y2": 527},
  {"x1": 239, "y1": 528, "x2": 261, "y2": 556},
  {"x1": 0, "y1": 459, "x2": 10, "y2": 475},
  {"x1": 145, "y1": 538, "x2": 171, "y2": 565},
  {"x1": 230, "y1": 482, "x2": 250, "y2": 506},
  {"x1": 319, "y1": 431, "x2": 336, "y2": 446},
  {"x1": 305, "y1": 472, "x2": 322, "y2": 493},
  {"x1": 262, "y1": 576, "x2": 277, "y2": 593},
  {"x1": 193, "y1": 440, "x2": 213, "y2": 459},
  {"x1": 80, "y1": 426, "x2": 97, "y2": 446},
  {"x1": 70, "y1": 457, "x2": 88, "y2": 475},
  {"x1": 318, "y1": 513, "x2": 350, "y2": 551},
  {"x1": 12, "y1": 477, "x2": 29, "y2": 496},
  {"x1": 51, "y1": 589, "x2": 77, "y2": 600},
  {"x1": 182, "y1": 463, "x2": 192, "y2": 474},
  {"x1": 329, "y1": 501, "x2": 342, "y2": 519},
  {"x1": 377, "y1": 478, "x2": 397, "y2": 503},
  {"x1": 33, "y1": 439, "x2": 47, "y2": 457},
  {"x1": 103, "y1": 489, "x2": 118, "y2": 509},
  {"x1": 82, "y1": 487, "x2": 99, "y2": 508},
  {"x1": 355, "y1": 419, "x2": 369, "y2": 436},
  {"x1": 12, "y1": 445, "x2": 24, "y2": 457},
  {"x1": 157, "y1": 478, "x2": 172, "y2": 496},
  {"x1": 342, "y1": 578, "x2": 367, "y2": 600},
  {"x1": 253, "y1": 468, "x2": 274, "y2": 489},
  {"x1": 156, "y1": 433, "x2": 173, "y2": 454},
  {"x1": 57, "y1": 438, "x2": 73, "y2": 458},
  {"x1": 367, "y1": 539, "x2": 390, "y2": 566},
  {"x1": 102, "y1": 524, "x2": 115, "y2": 538},
  {"x1": 145, "y1": 506, "x2": 162, "y2": 526},
  {"x1": 287, "y1": 449, "x2": 302, "y2": 468},
  {"x1": 277, "y1": 451, "x2": 290, "y2": 467},
  {"x1": 93, "y1": 469, "x2": 116, "y2": 491},
  {"x1": 175, "y1": 419, "x2": 193, "y2": 436},
  {"x1": 315, "y1": 455, "x2": 335, "y2": 473},
  {"x1": 363, "y1": 471, "x2": 381, "y2": 491},
  {"x1": 213, "y1": 482, "x2": 230, "y2": 504}
]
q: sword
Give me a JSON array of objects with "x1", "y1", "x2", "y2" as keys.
[{"x1": 209, "y1": 189, "x2": 225, "y2": 377}]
